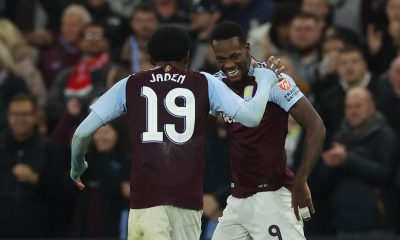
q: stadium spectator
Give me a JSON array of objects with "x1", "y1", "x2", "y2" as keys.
[
  {"x1": 120, "y1": 2, "x2": 158, "y2": 72},
  {"x1": 248, "y1": 1, "x2": 298, "y2": 60},
  {"x1": 287, "y1": 13, "x2": 323, "y2": 85},
  {"x1": 301, "y1": 0, "x2": 332, "y2": 29},
  {"x1": 69, "y1": 122, "x2": 129, "y2": 238},
  {"x1": 189, "y1": 0, "x2": 222, "y2": 71},
  {"x1": 0, "y1": 18, "x2": 47, "y2": 109},
  {"x1": 48, "y1": 23, "x2": 119, "y2": 124},
  {"x1": 322, "y1": 87, "x2": 399, "y2": 239},
  {"x1": 318, "y1": 46, "x2": 378, "y2": 135},
  {"x1": 83, "y1": 0, "x2": 130, "y2": 48},
  {"x1": 313, "y1": 34, "x2": 346, "y2": 103},
  {"x1": 39, "y1": 4, "x2": 91, "y2": 89},
  {"x1": 0, "y1": 42, "x2": 28, "y2": 107},
  {"x1": 366, "y1": 0, "x2": 400, "y2": 75},
  {"x1": 375, "y1": 56, "x2": 400, "y2": 137},
  {"x1": 0, "y1": 94, "x2": 64, "y2": 237},
  {"x1": 154, "y1": 0, "x2": 190, "y2": 28},
  {"x1": 221, "y1": 0, "x2": 276, "y2": 34}
]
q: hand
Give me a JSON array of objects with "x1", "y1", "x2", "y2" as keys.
[
  {"x1": 121, "y1": 181, "x2": 130, "y2": 199},
  {"x1": 12, "y1": 164, "x2": 39, "y2": 184},
  {"x1": 291, "y1": 180, "x2": 315, "y2": 222},
  {"x1": 322, "y1": 143, "x2": 347, "y2": 167},
  {"x1": 70, "y1": 160, "x2": 88, "y2": 190},
  {"x1": 266, "y1": 56, "x2": 286, "y2": 76},
  {"x1": 367, "y1": 24, "x2": 383, "y2": 55},
  {"x1": 73, "y1": 177, "x2": 86, "y2": 191}
]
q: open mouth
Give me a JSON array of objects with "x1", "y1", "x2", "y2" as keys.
[{"x1": 226, "y1": 67, "x2": 239, "y2": 78}]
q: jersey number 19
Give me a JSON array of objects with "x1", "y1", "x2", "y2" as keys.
[{"x1": 141, "y1": 86, "x2": 195, "y2": 144}]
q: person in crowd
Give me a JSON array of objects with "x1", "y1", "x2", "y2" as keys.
[
  {"x1": 120, "y1": 2, "x2": 158, "y2": 72},
  {"x1": 301, "y1": 0, "x2": 332, "y2": 30},
  {"x1": 39, "y1": 4, "x2": 91, "y2": 89},
  {"x1": 221, "y1": 0, "x2": 276, "y2": 34},
  {"x1": 154, "y1": 0, "x2": 190, "y2": 28},
  {"x1": 0, "y1": 94, "x2": 64, "y2": 237},
  {"x1": 248, "y1": 1, "x2": 298, "y2": 61},
  {"x1": 69, "y1": 122, "x2": 129, "y2": 238},
  {"x1": 48, "y1": 23, "x2": 120, "y2": 124},
  {"x1": 189, "y1": 0, "x2": 222, "y2": 71},
  {"x1": 366, "y1": 0, "x2": 400, "y2": 75},
  {"x1": 0, "y1": 42, "x2": 28, "y2": 107},
  {"x1": 318, "y1": 46, "x2": 378, "y2": 136},
  {"x1": 0, "y1": 18, "x2": 47, "y2": 109},
  {"x1": 287, "y1": 12, "x2": 323, "y2": 85},
  {"x1": 375, "y1": 56, "x2": 400, "y2": 138},
  {"x1": 84, "y1": 0, "x2": 130, "y2": 48},
  {"x1": 322, "y1": 87, "x2": 399, "y2": 239}
]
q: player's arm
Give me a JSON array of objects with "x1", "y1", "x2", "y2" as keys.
[
  {"x1": 70, "y1": 77, "x2": 128, "y2": 190},
  {"x1": 289, "y1": 96, "x2": 326, "y2": 221},
  {"x1": 204, "y1": 68, "x2": 277, "y2": 127}
]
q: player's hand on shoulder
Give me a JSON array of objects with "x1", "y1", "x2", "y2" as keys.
[{"x1": 266, "y1": 56, "x2": 286, "y2": 78}]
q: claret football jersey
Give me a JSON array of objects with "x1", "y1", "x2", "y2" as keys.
[
  {"x1": 213, "y1": 66, "x2": 304, "y2": 198},
  {"x1": 90, "y1": 65, "x2": 255, "y2": 210}
]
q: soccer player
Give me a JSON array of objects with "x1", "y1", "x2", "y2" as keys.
[
  {"x1": 210, "y1": 22, "x2": 326, "y2": 239},
  {"x1": 70, "y1": 26, "x2": 283, "y2": 240}
]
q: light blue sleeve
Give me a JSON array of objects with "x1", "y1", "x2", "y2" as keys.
[
  {"x1": 90, "y1": 77, "x2": 129, "y2": 124},
  {"x1": 201, "y1": 72, "x2": 243, "y2": 118},
  {"x1": 202, "y1": 69, "x2": 276, "y2": 127},
  {"x1": 270, "y1": 73, "x2": 304, "y2": 112}
]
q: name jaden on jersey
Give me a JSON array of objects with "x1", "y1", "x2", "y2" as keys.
[{"x1": 150, "y1": 73, "x2": 186, "y2": 84}]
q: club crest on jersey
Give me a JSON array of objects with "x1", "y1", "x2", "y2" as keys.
[
  {"x1": 278, "y1": 78, "x2": 291, "y2": 90},
  {"x1": 220, "y1": 113, "x2": 237, "y2": 124},
  {"x1": 164, "y1": 65, "x2": 172, "y2": 72},
  {"x1": 243, "y1": 85, "x2": 254, "y2": 101}
]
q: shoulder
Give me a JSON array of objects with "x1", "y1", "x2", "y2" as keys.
[{"x1": 211, "y1": 71, "x2": 226, "y2": 81}]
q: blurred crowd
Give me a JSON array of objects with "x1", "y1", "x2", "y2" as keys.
[{"x1": 0, "y1": 0, "x2": 399, "y2": 239}]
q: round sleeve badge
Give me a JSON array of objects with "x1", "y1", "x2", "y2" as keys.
[{"x1": 278, "y1": 78, "x2": 291, "y2": 90}]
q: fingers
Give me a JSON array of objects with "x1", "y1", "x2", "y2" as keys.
[
  {"x1": 74, "y1": 178, "x2": 86, "y2": 191},
  {"x1": 307, "y1": 199, "x2": 316, "y2": 214},
  {"x1": 266, "y1": 56, "x2": 274, "y2": 68},
  {"x1": 276, "y1": 66, "x2": 286, "y2": 76},
  {"x1": 292, "y1": 200, "x2": 301, "y2": 221}
]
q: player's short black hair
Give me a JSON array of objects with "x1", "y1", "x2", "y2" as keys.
[
  {"x1": 147, "y1": 26, "x2": 192, "y2": 62},
  {"x1": 210, "y1": 21, "x2": 246, "y2": 45}
]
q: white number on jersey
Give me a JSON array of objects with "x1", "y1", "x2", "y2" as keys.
[{"x1": 141, "y1": 86, "x2": 195, "y2": 144}]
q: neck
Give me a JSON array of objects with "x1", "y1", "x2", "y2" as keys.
[{"x1": 155, "y1": 61, "x2": 186, "y2": 69}]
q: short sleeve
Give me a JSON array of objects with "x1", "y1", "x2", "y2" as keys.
[
  {"x1": 90, "y1": 77, "x2": 128, "y2": 123},
  {"x1": 270, "y1": 73, "x2": 304, "y2": 112},
  {"x1": 201, "y1": 72, "x2": 243, "y2": 118}
]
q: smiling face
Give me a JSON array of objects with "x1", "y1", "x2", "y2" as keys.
[{"x1": 211, "y1": 37, "x2": 251, "y2": 82}]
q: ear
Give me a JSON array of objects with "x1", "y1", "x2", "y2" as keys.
[{"x1": 245, "y1": 43, "x2": 251, "y2": 54}]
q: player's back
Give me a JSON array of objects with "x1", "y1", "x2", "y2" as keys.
[{"x1": 125, "y1": 65, "x2": 210, "y2": 210}]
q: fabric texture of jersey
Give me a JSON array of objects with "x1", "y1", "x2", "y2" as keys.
[
  {"x1": 214, "y1": 65, "x2": 304, "y2": 198},
  {"x1": 90, "y1": 65, "x2": 254, "y2": 210}
]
